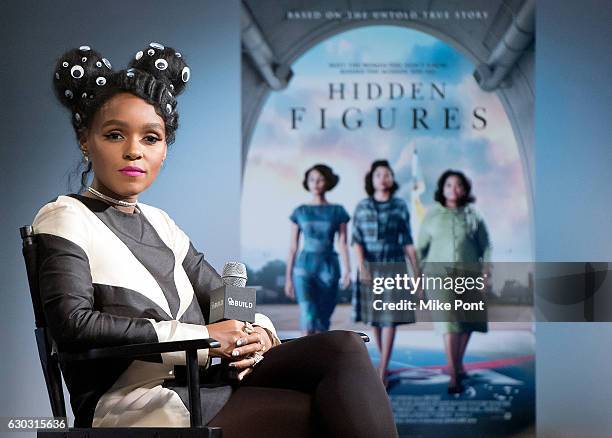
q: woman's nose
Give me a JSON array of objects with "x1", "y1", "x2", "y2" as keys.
[{"x1": 123, "y1": 139, "x2": 143, "y2": 160}]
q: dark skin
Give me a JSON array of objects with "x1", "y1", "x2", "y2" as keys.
[
  {"x1": 79, "y1": 92, "x2": 273, "y2": 379},
  {"x1": 79, "y1": 93, "x2": 165, "y2": 213}
]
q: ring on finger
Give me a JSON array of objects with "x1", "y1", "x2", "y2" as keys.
[
  {"x1": 243, "y1": 322, "x2": 255, "y2": 335},
  {"x1": 252, "y1": 352, "x2": 264, "y2": 367}
]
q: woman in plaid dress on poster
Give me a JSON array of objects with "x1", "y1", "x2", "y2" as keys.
[{"x1": 352, "y1": 160, "x2": 420, "y2": 385}]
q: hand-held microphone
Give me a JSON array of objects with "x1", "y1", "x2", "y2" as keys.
[
  {"x1": 207, "y1": 262, "x2": 256, "y2": 323},
  {"x1": 222, "y1": 262, "x2": 248, "y2": 287}
]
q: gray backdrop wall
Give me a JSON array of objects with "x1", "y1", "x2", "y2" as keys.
[{"x1": 536, "y1": 0, "x2": 612, "y2": 436}]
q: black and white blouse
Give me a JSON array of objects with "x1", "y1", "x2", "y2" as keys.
[{"x1": 33, "y1": 194, "x2": 278, "y2": 427}]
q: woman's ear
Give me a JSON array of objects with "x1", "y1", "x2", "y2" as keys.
[{"x1": 79, "y1": 132, "x2": 89, "y2": 159}]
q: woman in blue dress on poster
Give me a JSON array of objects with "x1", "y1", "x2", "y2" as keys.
[
  {"x1": 285, "y1": 164, "x2": 351, "y2": 335},
  {"x1": 352, "y1": 160, "x2": 420, "y2": 385}
]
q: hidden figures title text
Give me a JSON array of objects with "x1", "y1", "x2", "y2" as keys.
[{"x1": 290, "y1": 81, "x2": 487, "y2": 131}]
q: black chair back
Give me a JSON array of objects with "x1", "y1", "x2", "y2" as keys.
[{"x1": 20, "y1": 225, "x2": 67, "y2": 418}]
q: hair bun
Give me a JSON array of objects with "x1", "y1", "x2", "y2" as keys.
[
  {"x1": 128, "y1": 42, "x2": 189, "y2": 95},
  {"x1": 53, "y1": 46, "x2": 114, "y2": 127}
]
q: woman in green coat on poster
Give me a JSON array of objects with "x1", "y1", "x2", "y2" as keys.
[{"x1": 417, "y1": 170, "x2": 491, "y2": 394}]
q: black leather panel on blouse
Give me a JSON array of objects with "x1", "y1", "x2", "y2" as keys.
[{"x1": 36, "y1": 232, "x2": 160, "y2": 428}]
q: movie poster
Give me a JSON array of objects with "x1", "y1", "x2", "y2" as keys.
[{"x1": 241, "y1": 1, "x2": 535, "y2": 436}]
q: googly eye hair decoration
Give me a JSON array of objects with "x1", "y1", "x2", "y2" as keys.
[
  {"x1": 129, "y1": 42, "x2": 191, "y2": 96},
  {"x1": 181, "y1": 66, "x2": 190, "y2": 83},
  {"x1": 155, "y1": 59, "x2": 168, "y2": 70},
  {"x1": 71, "y1": 65, "x2": 85, "y2": 79},
  {"x1": 54, "y1": 43, "x2": 190, "y2": 146},
  {"x1": 53, "y1": 46, "x2": 116, "y2": 130}
]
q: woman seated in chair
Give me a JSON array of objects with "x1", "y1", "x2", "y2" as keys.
[{"x1": 32, "y1": 44, "x2": 398, "y2": 437}]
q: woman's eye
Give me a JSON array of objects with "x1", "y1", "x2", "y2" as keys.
[
  {"x1": 104, "y1": 132, "x2": 123, "y2": 141},
  {"x1": 143, "y1": 135, "x2": 161, "y2": 144}
]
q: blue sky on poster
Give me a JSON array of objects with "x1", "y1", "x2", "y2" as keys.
[{"x1": 241, "y1": 26, "x2": 532, "y2": 274}]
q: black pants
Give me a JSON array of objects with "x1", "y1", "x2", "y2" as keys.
[{"x1": 207, "y1": 330, "x2": 398, "y2": 438}]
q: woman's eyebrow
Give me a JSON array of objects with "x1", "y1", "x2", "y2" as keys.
[
  {"x1": 101, "y1": 119, "x2": 128, "y2": 128},
  {"x1": 99, "y1": 120, "x2": 163, "y2": 130},
  {"x1": 143, "y1": 123, "x2": 164, "y2": 130}
]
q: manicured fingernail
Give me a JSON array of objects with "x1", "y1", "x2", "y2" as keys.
[
  {"x1": 232, "y1": 349, "x2": 240, "y2": 357},
  {"x1": 236, "y1": 339, "x2": 244, "y2": 346}
]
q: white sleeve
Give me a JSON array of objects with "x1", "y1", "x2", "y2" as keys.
[
  {"x1": 254, "y1": 313, "x2": 281, "y2": 346},
  {"x1": 147, "y1": 320, "x2": 212, "y2": 366}
]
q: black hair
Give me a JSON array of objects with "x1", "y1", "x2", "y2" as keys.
[
  {"x1": 53, "y1": 47, "x2": 116, "y2": 139},
  {"x1": 302, "y1": 164, "x2": 339, "y2": 192},
  {"x1": 434, "y1": 169, "x2": 476, "y2": 206},
  {"x1": 364, "y1": 159, "x2": 399, "y2": 196},
  {"x1": 52, "y1": 43, "x2": 190, "y2": 190}
]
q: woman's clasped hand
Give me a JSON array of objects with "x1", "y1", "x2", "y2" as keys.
[{"x1": 207, "y1": 320, "x2": 273, "y2": 380}]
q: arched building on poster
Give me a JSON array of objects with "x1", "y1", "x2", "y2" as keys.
[{"x1": 240, "y1": 0, "x2": 535, "y2": 221}]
